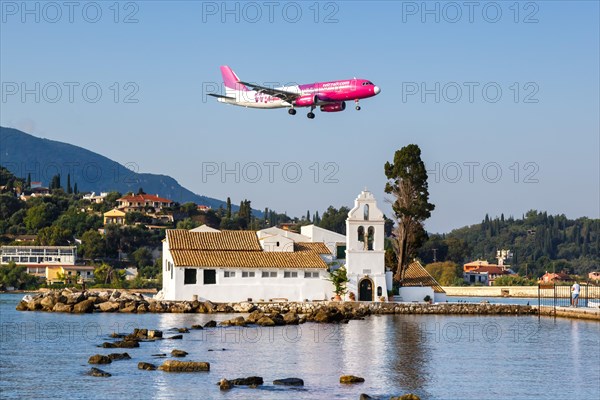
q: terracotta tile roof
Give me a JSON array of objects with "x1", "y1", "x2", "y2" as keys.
[
  {"x1": 170, "y1": 250, "x2": 328, "y2": 269},
  {"x1": 104, "y1": 208, "x2": 126, "y2": 217},
  {"x1": 294, "y1": 242, "x2": 331, "y2": 254},
  {"x1": 118, "y1": 194, "x2": 173, "y2": 203},
  {"x1": 542, "y1": 272, "x2": 570, "y2": 280},
  {"x1": 470, "y1": 266, "x2": 510, "y2": 275},
  {"x1": 166, "y1": 230, "x2": 262, "y2": 251},
  {"x1": 464, "y1": 259, "x2": 492, "y2": 267},
  {"x1": 401, "y1": 261, "x2": 446, "y2": 293}
]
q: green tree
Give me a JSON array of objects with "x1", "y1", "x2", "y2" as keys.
[
  {"x1": 66, "y1": 174, "x2": 72, "y2": 194},
  {"x1": 425, "y1": 261, "x2": 462, "y2": 286},
  {"x1": 102, "y1": 192, "x2": 122, "y2": 211},
  {"x1": 176, "y1": 218, "x2": 198, "y2": 230},
  {"x1": 93, "y1": 263, "x2": 124, "y2": 286},
  {"x1": 0, "y1": 194, "x2": 24, "y2": 220},
  {"x1": 319, "y1": 206, "x2": 350, "y2": 234},
  {"x1": 37, "y1": 225, "x2": 71, "y2": 245},
  {"x1": 131, "y1": 247, "x2": 153, "y2": 270},
  {"x1": 493, "y1": 275, "x2": 537, "y2": 286},
  {"x1": 385, "y1": 144, "x2": 435, "y2": 282},
  {"x1": 313, "y1": 210, "x2": 321, "y2": 225},
  {"x1": 24, "y1": 202, "x2": 58, "y2": 231},
  {"x1": 139, "y1": 257, "x2": 161, "y2": 279},
  {"x1": 181, "y1": 202, "x2": 199, "y2": 217},
  {"x1": 49, "y1": 174, "x2": 61, "y2": 190},
  {"x1": 226, "y1": 197, "x2": 232, "y2": 219},
  {"x1": 237, "y1": 199, "x2": 252, "y2": 229},
  {"x1": 0, "y1": 262, "x2": 41, "y2": 290},
  {"x1": 327, "y1": 266, "x2": 349, "y2": 297},
  {"x1": 125, "y1": 211, "x2": 151, "y2": 224},
  {"x1": 80, "y1": 230, "x2": 106, "y2": 260}
]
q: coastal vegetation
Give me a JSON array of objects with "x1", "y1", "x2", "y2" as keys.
[
  {"x1": 417, "y1": 211, "x2": 599, "y2": 279},
  {"x1": 1, "y1": 154, "x2": 598, "y2": 291}
]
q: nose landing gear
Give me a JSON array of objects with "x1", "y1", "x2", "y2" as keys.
[{"x1": 354, "y1": 99, "x2": 361, "y2": 111}]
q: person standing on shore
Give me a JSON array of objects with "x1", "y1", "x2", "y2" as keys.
[{"x1": 571, "y1": 281, "x2": 580, "y2": 307}]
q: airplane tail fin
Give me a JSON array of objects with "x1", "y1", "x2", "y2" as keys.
[{"x1": 220, "y1": 65, "x2": 249, "y2": 92}]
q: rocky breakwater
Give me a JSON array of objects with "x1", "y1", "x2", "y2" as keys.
[
  {"x1": 15, "y1": 289, "x2": 234, "y2": 314},
  {"x1": 16, "y1": 289, "x2": 537, "y2": 317}
]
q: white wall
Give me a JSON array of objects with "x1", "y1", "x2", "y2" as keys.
[
  {"x1": 398, "y1": 287, "x2": 434, "y2": 303},
  {"x1": 163, "y1": 266, "x2": 333, "y2": 302},
  {"x1": 300, "y1": 225, "x2": 346, "y2": 256},
  {"x1": 258, "y1": 227, "x2": 310, "y2": 242},
  {"x1": 434, "y1": 292, "x2": 447, "y2": 303},
  {"x1": 259, "y1": 235, "x2": 294, "y2": 252},
  {"x1": 162, "y1": 241, "x2": 178, "y2": 300}
]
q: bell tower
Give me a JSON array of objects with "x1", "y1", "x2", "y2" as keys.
[{"x1": 345, "y1": 189, "x2": 388, "y2": 301}]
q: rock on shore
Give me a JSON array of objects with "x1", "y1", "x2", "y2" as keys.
[
  {"x1": 340, "y1": 375, "x2": 365, "y2": 384},
  {"x1": 158, "y1": 360, "x2": 210, "y2": 372}
]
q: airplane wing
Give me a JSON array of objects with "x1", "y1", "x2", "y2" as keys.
[
  {"x1": 238, "y1": 81, "x2": 300, "y2": 102},
  {"x1": 208, "y1": 93, "x2": 236, "y2": 100}
]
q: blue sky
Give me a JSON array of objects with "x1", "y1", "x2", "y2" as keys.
[{"x1": 1, "y1": 1, "x2": 598, "y2": 232}]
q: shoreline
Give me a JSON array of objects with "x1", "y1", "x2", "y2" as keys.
[
  {"x1": 8, "y1": 289, "x2": 600, "y2": 321},
  {"x1": 4, "y1": 285, "x2": 590, "y2": 298}
]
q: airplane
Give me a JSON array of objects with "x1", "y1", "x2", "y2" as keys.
[{"x1": 209, "y1": 65, "x2": 381, "y2": 119}]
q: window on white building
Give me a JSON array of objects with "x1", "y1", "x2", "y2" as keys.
[
  {"x1": 284, "y1": 271, "x2": 298, "y2": 278},
  {"x1": 304, "y1": 271, "x2": 319, "y2": 278},
  {"x1": 184, "y1": 268, "x2": 197, "y2": 285},
  {"x1": 261, "y1": 271, "x2": 277, "y2": 278},
  {"x1": 204, "y1": 269, "x2": 216, "y2": 284},
  {"x1": 224, "y1": 271, "x2": 236, "y2": 278},
  {"x1": 242, "y1": 271, "x2": 255, "y2": 278}
]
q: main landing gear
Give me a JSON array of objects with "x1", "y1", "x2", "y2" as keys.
[
  {"x1": 287, "y1": 106, "x2": 315, "y2": 119},
  {"x1": 354, "y1": 99, "x2": 361, "y2": 111}
]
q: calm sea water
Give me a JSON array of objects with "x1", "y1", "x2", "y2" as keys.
[{"x1": 1, "y1": 293, "x2": 599, "y2": 400}]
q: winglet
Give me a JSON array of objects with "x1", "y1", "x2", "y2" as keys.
[{"x1": 220, "y1": 65, "x2": 249, "y2": 91}]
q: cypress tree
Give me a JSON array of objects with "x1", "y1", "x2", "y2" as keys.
[{"x1": 67, "y1": 174, "x2": 72, "y2": 194}]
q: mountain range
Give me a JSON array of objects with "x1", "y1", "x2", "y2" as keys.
[{"x1": 0, "y1": 126, "x2": 232, "y2": 210}]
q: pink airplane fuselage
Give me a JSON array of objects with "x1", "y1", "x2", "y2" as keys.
[{"x1": 228, "y1": 78, "x2": 380, "y2": 109}]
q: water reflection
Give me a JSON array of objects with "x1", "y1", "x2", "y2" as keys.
[
  {"x1": 393, "y1": 316, "x2": 430, "y2": 397},
  {"x1": 1, "y1": 294, "x2": 599, "y2": 400}
]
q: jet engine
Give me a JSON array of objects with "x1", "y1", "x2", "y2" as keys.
[
  {"x1": 319, "y1": 102, "x2": 346, "y2": 112},
  {"x1": 294, "y1": 95, "x2": 318, "y2": 107}
]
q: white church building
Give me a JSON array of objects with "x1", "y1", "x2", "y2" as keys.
[{"x1": 160, "y1": 190, "x2": 399, "y2": 302}]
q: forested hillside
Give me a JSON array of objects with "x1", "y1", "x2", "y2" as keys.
[{"x1": 418, "y1": 211, "x2": 599, "y2": 278}]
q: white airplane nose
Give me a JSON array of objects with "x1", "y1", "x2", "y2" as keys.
[{"x1": 374, "y1": 86, "x2": 381, "y2": 95}]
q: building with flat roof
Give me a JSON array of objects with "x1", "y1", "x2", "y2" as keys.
[{"x1": 0, "y1": 246, "x2": 76, "y2": 266}]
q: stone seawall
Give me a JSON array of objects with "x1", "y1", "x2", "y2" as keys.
[{"x1": 16, "y1": 289, "x2": 537, "y2": 318}]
